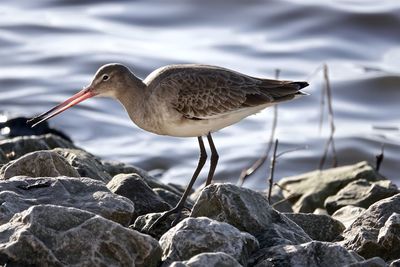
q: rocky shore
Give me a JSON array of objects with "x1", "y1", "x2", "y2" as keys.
[{"x1": 0, "y1": 133, "x2": 399, "y2": 266}]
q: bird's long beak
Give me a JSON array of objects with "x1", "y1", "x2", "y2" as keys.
[{"x1": 28, "y1": 87, "x2": 96, "y2": 127}]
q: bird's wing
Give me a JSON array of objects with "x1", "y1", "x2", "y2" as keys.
[{"x1": 155, "y1": 66, "x2": 307, "y2": 120}]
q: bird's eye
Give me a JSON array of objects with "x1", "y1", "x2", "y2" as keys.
[{"x1": 102, "y1": 74, "x2": 109, "y2": 81}]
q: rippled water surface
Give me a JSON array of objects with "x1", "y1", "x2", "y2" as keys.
[{"x1": 1, "y1": 0, "x2": 399, "y2": 189}]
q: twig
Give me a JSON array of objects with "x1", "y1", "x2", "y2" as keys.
[
  {"x1": 268, "y1": 139, "x2": 279, "y2": 203},
  {"x1": 319, "y1": 64, "x2": 338, "y2": 169},
  {"x1": 375, "y1": 143, "x2": 385, "y2": 172},
  {"x1": 237, "y1": 69, "x2": 280, "y2": 186}
]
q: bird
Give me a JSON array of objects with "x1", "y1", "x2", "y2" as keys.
[{"x1": 28, "y1": 63, "x2": 308, "y2": 230}]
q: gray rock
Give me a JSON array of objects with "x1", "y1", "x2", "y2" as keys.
[
  {"x1": 275, "y1": 161, "x2": 384, "y2": 213},
  {"x1": 341, "y1": 194, "x2": 400, "y2": 261},
  {"x1": 169, "y1": 252, "x2": 243, "y2": 267},
  {"x1": 190, "y1": 183, "x2": 311, "y2": 248},
  {"x1": 54, "y1": 148, "x2": 112, "y2": 183},
  {"x1": 0, "y1": 176, "x2": 134, "y2": 226},
  {"x1": 347, "y1": 257, "x2": 387, "y2": 267},
  {"x1": 159, "y1": 217, "x2": 259, "y2": 266},
  {"x1": 107, "y1": 173, "x2": 170, "y2": 221},
  {"x1": 0, "y1": 148, "x2": 6, "y2": 164},
  {"x1": 313, "y1": 208, "x2": 329, "y2": 215},
  {"x1": 283, "y1": 213, "x2": 345, "y2": 242},
  {"x1": 0, "y1": 150, "x2": 80, "y2": 179},
  {"x1": 101, "y1": 159, "x2": 153, "y2": 179},
  {"x1": 267, "y1": 186, "x2": 293, "y2": 213},
  {"x1": 0, "y1": 205, "x2": 161, "y2": 267},
  {"x1": 0, "y1": 134, "x2": 76, "y2": 161},
  {"x1": 325, "y1": 179, "x2": 399, "y2": 214},
  {"x1": 377, "y1": 213, "x2": 400, "y2": 261},
  {"x1": 332, "y1": 205, "x2": 366, "y2": 229},
  {"x1": 132, "y1": 210, "x2": 191, "y2": 240},
  {"x1": 154, "y1": 187, "x2": 193, "y2": 209},
  {"x1": 253, "y1": 241, "x2": 363, "y2": 267}
]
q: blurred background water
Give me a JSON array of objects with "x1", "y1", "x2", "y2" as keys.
[{"x1": 1, "y1": 0, "x2": 399, "y2": 190}]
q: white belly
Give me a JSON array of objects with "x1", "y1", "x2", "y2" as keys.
[{"x1": 161, "y1": 104, "x2": 271, "y2": 137}]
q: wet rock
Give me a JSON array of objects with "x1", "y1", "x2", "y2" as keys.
[
  {"x1": 347, "y1": 257, "x2": 387, "y2": 267},
  {"x1": 325, "y1": 179, "x2": 399, "y2": 214},
  {"x1": 252, "y1": 241, "x2": 363, "y2": 267},
  {"x1": 377, "y1": 213, "x2": 400, "y2": 260},
  {"x1": 275, "y1": 161, "x2": 384, "y2": 213},
  {"x1": 390, "y1": 259, "x2": 400, "y2": 267},
  {"x1": 0, "y1": 116, "x2": 72, "y2": 141},
  {"x1": 160, "y1": 217, "x2": 259, "y2": 266},
  {"x1": 54, "y1": 148, "x2": 112, "y2": 183},
  {"x1": 169, "y1": 252, "x2": 242, "y2": 267},
  {"x1": 283, "y1": 213, "x2": 345, "y2": 242},
  {"x1": 341, "y1": 193, "x2": 400, "y2": 261},
  {"x1": 332, "y1": 205, "x2": 366, "y2": 229},
  {"x1": 0, "y1": 205, "x2": 161, "y2": 267},
  {"x1": 190, "y1": 183, "x2": 311, "y2": 248},
  {"x1": 0, "y1": 176, "x2": 134, "y2": 226},
  {"x1": 0, "y1": 134, "x2": 76, "y2": 161},
  {"x1": 132, "y1": 210, "x2": 191, "y2": 240},
  {"x1": 0, "y1": 150, "x2": 80, "y2": 179},
  {"x1": 107, "y1": 173, "x2": 170, "y2": 221}
]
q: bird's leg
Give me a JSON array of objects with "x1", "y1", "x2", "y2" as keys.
[
  {"x1": 148, "y1": 136, "x2": 207, "y2": 230},
  {"x1": 205, "y1": 132, "x2": 219, "y2": 186}
]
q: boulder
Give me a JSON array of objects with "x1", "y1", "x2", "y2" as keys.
[
  {"x1": 341, "y1": 193, "x2": 400, "y2": 261},
  {"x1": 0, "y1": 176, "x2": 134, "y2": 226},
  {"x1": 377, "y1": 213, "x2": 400, "y2": 261},
  {"x1": 107, "y1": 173, "x2": 170, "y2": 221},
  {"x1": 159, "y1": 217, "x2": 258, "y2": 266},
  {"x1": 101, "y1": 160, "x2": 153, "y2": 179},
  {"x1": 54, "y1": 148, "x2": 112, "y2": 183},
  {"x1": 169, "y1": 252, "x2": 242, "y2": 267},
  {"x1": 347, "y1": 257, "x2": 387, "y2": 267},
  {"x1": 154, "y1": 188, "x2": 193, "y2": 209},
  {"x1": 0, "y1": 134, "x2": 76, "y2": 161},
  {"x1": 0, "y1": 148, "x2": 6, "y2": 164},
  {"x1": 190, "y1": 183, "x2": 311, "y2": 248},
  {"x1": 132, "y1": 210, "x2": 191, "y2": 240},
  {"x1": 283, "y1": 213, "x2": 345, "y2": 242},
  {"x1": 324, "y1": 179, "x2": 399, "y2": 214},
  {"x1": 0, "y1": 205, "x2": 161, "y2": 267},
  {"x1": 332, "y1": 205, "x2": 366, "y2": 229},
  {"x1": 275, "y1": 162, "x2": 384, "y2": 213},
  {"x1": 0, "y1": 150, "x2": 80, "y2": 179},
  {"x1": 252, "y1": 241, "x2": 363, "y2": 267},
  {"x1": 390, "y1": 259, "x2": 400, "y2": 267}
]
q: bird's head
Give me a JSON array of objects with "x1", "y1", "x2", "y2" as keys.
[{"x1": 28, "y1": 63, "x2": 134, "y2": 127}]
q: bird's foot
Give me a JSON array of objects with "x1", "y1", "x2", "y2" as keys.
[{"x1": 148, "y1": 205, "x2": 188, "y2": 232}]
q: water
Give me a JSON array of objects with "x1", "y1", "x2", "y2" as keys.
[{"x1": 1, "y1": 0, "x2": 399, "y2": 190}]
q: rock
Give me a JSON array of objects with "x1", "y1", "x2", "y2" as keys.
[
  {"x1": 0, "y1": 148, "x2": 7, "y2": 164},
  {"x1": 390, "y1": 259, "x2": 400, "y2": 267},
  {"x1": 0, "y1": 176, "x2": 134, "y2": 226},
  {"x1": 252, "y1": 241, "x2": 363, "y2": 267},
  {"x1": 169, "y1": 252, "x2": 243, "y2": 267},
  {"x1": 190, "y1": 183, "x2": 311, "y2": 248},
  {"x1": 267, "y1": 186, "x2": 293, "y2": 213},
  {"x1": 314, "y1": 208, "x2": 329, "y2": 215},
  {"x1": 101, "y1": 159, "x2": 153, "y2": 179},
  {"x1": 0, "y1": 134, "x2": 76, "y2": 161},
  {"x1": 132, "y1": 210, "x2": 191, "y2": 240},
  {"x1": 276, "y1": 161, "x2": 384, "y2": 213},
  {"x1": 347, "y1": 257, "x2": 387, "y2": 267},
  {"x1": 54, "y1": 148, "x2": 112, "y2": 183},
  {"x1": 325, "y1": 179, "x2": 399, "y2": 214},
  {"x1": 332, "y1": 205, "x2": 366, "y2": 229},
  {"x1": 159, "y1": 217, "x2": 259, "y2": 266},
  {"x1": 107, "y1": 174, "x2": 171, "y2": 221},
  {"x1": 377, "y1": 213, "x2": 400, "y2": 261},
  {"x1": 0, "y1": 150, "x2": 80, "y2": 179},
  {"x1": 283, "y1": 213, "x2": 345, "y2": 242},
  {"x1": 0, "y1": 205, "x2": 161, "y2": 267},
  {"x1": 154, "y1": 187, "x2": 193, "y2": 209},
  {"x1": 341, "y1": 193, "x2": 400, "y2": 261}
]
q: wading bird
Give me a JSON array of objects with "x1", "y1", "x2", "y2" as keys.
[{"x1": 29, "y1": 63, "x2": 308, "y2": 229}]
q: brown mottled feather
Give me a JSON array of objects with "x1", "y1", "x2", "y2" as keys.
[{"x1": 147, "y1": 65, "x2": 307, "y2": 119}]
